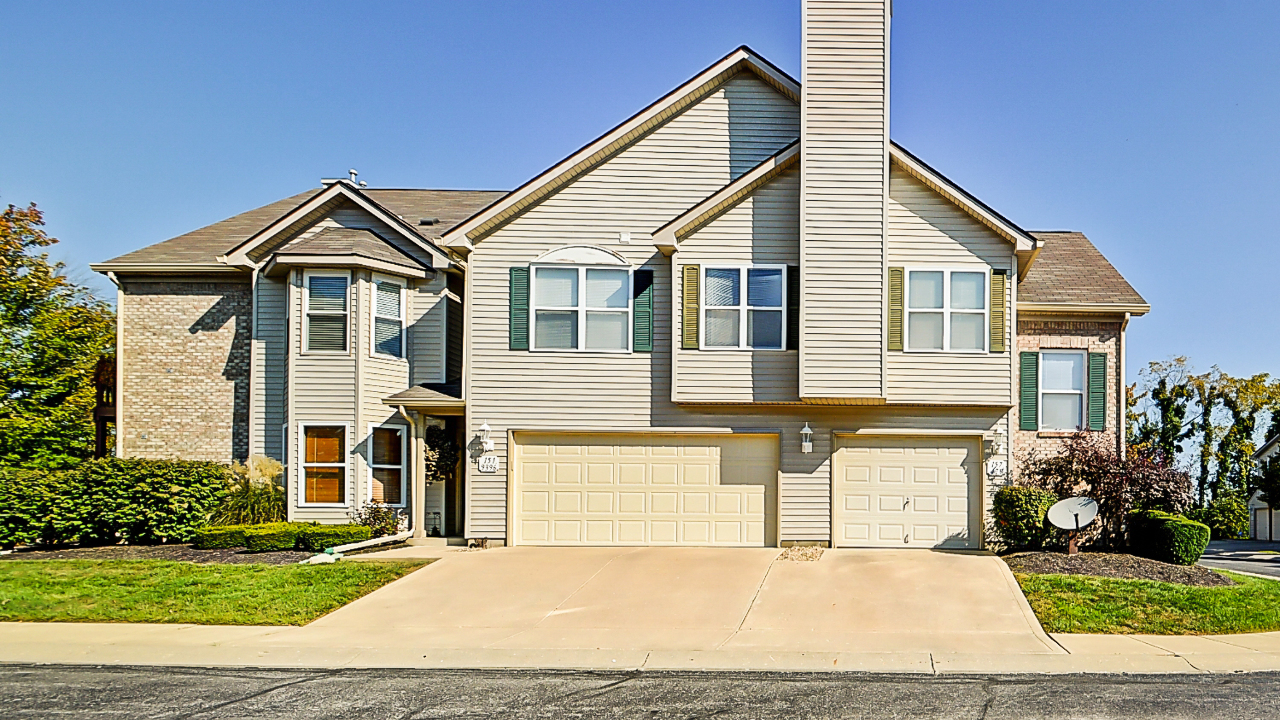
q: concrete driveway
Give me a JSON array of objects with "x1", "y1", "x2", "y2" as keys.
[{"x1": 304, "y1": 547, "x2": 1060, "y2": 656}]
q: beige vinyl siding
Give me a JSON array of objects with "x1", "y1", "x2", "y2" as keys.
[
  {"x1": 799, "y1": 0, "x2": 890, "y2": 399},
  {"x1": 466, "y1": 73, "x2": 800, "y2": 538},
  {"x1": 359, "y1": 271, "x2": 412, "y2": 467},
  {"x1": 673, "y1": 168, "x2": 800, "y2": 404},
  {"x1": 251, "y1": 275, "x2": 288, "y2": 460},
  {"x1": 885, "y1": 167, "x2": 1015, "y2": 404},
  {"x1": 288, "y1": 269, "x2": 358, "y2": 522},
  {"x1": 408, "y1": 275, "x2": 448, "y2": 385}
]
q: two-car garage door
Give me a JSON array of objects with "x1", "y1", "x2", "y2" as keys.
[{"x1": 512, "y1": 433, "x2": 778, "y2": 547}]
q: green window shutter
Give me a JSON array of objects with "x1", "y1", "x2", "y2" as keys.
[
  {"x1": 681, "y1": 264, "x2": 700, "y2": 350},
  {"x1": 1088, "y1": 352, "x2": 1107, "y2": 431},
  {"x1": 632, "y1": 269, "x2": 654, "y2": 352},
  {"x1": 887, "y1": 267, "x2": 905, "y2": 351},
  {"x1": 1019, "y1": 352, "x2": 1039, "y2": 431},
  {"x1": 786, "y1": 265, "x2": 800, "y2": 351},
  {"x1": 989, "y1": 270, "x2": 1007, "y2": 353},
  {"x1": 509, "y1": 266, "x2": 529, "y2": 351}
]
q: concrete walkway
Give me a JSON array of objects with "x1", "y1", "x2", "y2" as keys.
[{"x1": 3, "y1": 546, "x2": 1280, "y2": 674}]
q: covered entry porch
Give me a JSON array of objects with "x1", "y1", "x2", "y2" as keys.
[{"x1": 383, "y1": 385, "x2": 467, "y2": 544}]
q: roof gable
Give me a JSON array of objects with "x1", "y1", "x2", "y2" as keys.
[{"x1": 441, "y1": 46, "x2": 799, "y2": 250}]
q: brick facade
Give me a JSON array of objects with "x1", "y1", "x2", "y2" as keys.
[
  {"x1": 118, "y1": 278, "x2": 251, "y2": 462},
  {"x1": 1012, "y1": 317, "x2": 1122, "y2": 477}
]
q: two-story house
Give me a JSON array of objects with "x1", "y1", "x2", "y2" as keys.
[{"x1": 94, "y1": 0, "x2": 1147, "y2": 549}]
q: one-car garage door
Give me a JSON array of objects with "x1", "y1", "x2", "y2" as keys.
[
  {"x1": 512, "y1": 433, "x2": 778, "y2": 547},
  {"x1": 833, "y1": 435, "x2": 981, "y2": 549}
]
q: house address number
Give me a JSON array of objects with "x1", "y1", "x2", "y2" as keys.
[{"x1": 477, "y1": 455, "x2": 499, "y2": 474}]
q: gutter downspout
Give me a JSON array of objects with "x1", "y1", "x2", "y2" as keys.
[
  {"x1": 396, "y1": 405, "x2": 426, "y2": 541},
  {"x1": 1119, "y1": 312, "x2": 1130, "y2": 460},
  {"x1": 106, "y1": 272, "x2": 124, "y2": 458}
]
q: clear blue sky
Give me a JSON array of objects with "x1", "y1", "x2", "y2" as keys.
[{"x1": 2, "y1": 1, "x2": 1277, "y2": 381}]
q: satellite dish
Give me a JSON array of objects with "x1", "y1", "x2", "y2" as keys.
[{"x1": 1047, "y1": 497, "x2": 1098, "y2": 531}]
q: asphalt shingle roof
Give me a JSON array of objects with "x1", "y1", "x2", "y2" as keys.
[
  {"x1": 100, "y1": 188, "x2": 507, "y2": 266},
  {"x1": 277, "y1": 227, "x2": 422, "y2": 269},
  {"x1": 1021, "y1": 231, "x2": 1146, "y2": 306}
]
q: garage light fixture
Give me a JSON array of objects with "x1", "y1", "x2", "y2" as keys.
[
  {"x1": 800, "y1": 423, "x2": 813, "y2": 453},
  {"x1": 479, "y1": 422, "x2": 494, "y2": 452}
]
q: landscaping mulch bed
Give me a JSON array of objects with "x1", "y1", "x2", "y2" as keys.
[
  {"x1": 0, "y1": 544, "x2": 311, "y2": 566},
  {"x1": 1004, "y1": 551, "x2": 1234, "y2": 588}
]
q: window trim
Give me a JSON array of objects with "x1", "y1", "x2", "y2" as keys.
[
  {"x1": 698, "y1": 264, "x2": 787, "y2": 351},
  {"x1": 370, "y1": 273, "x2": 407, "y2": 360},
  {"x1": 903, "y1": 267, "x2": 990, "y2": 354},
  {"x1": 297, "y1": 422, "x2": 351, "y2": 508},
  {"x1": 366, "y1": 422, "x2": 408, "y2": 508},
  {"x1": 1038, "y1": 350, "x2": 1086, "y2": 432},
  {"x1": 302, "y1": 270, "x2": 351, "y2": 355},
  {"x1": 529, "y1": 263, "x2": 634, "y2": 353}
]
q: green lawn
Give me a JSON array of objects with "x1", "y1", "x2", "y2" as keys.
[
  {"x1": 0, "y1": 559, "x2": 429, "y2": 626},
  {"x1": 1016, "y1": 571, "x2": 1280, "y2": 635}
]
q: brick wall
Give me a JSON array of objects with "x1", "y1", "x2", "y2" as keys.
[
  {"x1": 119, "y1": 279, "x2": 251, "y2": 461},
  {"x1": 1012, "y1": 318, "x2": 1122, "y2": 476}
]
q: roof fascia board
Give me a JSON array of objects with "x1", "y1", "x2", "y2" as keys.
[
  {"x1": 221, "y1": 182, "x2": 452, "y2": 268},
  {"x1": 90, "y1": 262, "x2": 246, "y2": 274},
  {"x1": 1017, "y1": 301, "x2": 1150, "y2": 316},
  {"x1": 890, "y1": 143, "x2": 1036, "y2": 252},
  {"x1": 441, "y1": 47, "x2": 800, "y2": 247},
  {"x1": 652, "y1": 141, "x2": 799, "y2": 252},
  {"x1": 1254, "y1": 433, "x2": 1280, "y2": 460}
]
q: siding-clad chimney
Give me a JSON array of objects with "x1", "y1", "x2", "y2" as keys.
[{"x1": 799, "y1": 0, "x2": 890, "y2": 399}]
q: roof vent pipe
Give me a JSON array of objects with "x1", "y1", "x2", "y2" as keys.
[{"x1": 349, "y1": 168, "x2": 359, "y2": 183}]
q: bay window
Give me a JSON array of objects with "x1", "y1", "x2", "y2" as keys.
[
  {"x1": 702, "y1": 266, "x2": 785, "y2": 350},
  {"x1": 372, "y1": 277, "x2": 405, "y2": 358},
  {"x1": 906, "y1": 269, "x2": 987, "y2": 352},
  {"x1": 305, "y1": 273, "x2": 349, "y2": 353},
  {"x1": 301, "y1": 425, "x2": 347, "y2": 505},
  {"x1": 368, "y1": 425, "x2": 405, "y2": 506},
  {"x1": 532, "y1": 265, "x2": 631, "y2": 351}
]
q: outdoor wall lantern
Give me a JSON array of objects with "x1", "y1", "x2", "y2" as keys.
[
  {"x1": 800, "y1": 423, "x2": 814, "y2": 454},
  {"x1": 479, "y1": 422, "x2": 494, "y2": 452},
  {"x1": 991, "y1": 428, "x2": 1007, "y2": 456}
]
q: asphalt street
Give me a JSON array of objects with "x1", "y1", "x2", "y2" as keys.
[
  {"x1": 4, "y1": 665, "x2": 1280, "y2": 719},
  {"x1": 1199, "y1": 540, "x2": 1280, "y2": 579}
]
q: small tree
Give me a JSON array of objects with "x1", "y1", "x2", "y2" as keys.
[
  {"x1": 0, "y1": 204, "x2": 115, "y2": 468},
  {"x1": 1017, "y1": 433, "x2": 1191, "y2": 549}
]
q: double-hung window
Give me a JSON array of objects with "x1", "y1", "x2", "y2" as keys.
[
  {"x1": 702, "y1": 266, "x2": 785, "y2": 350},
  {"x1": 305, "y1": 273, "x2": 349, "y2": 353},
  {"x1": 372, "y1": 277, "x2": 405, "y2": 359},
  {"x1": 1039, "y1": 351, "x2": 1085, "y2": 431},
  {"x1": 301, "y1": 425, "x2": 346, "y2": 505},
  {"x1": 906, "y1": 269, "x2": 987, "y2": 352},
  {"x1": 368, "y1": 425, "x2": 405, "y2": 506},
  {"x1": 532, "y1": 266, "x2": 631, "y2": 351}
]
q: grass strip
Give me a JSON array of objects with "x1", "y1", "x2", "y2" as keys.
[
  {"x1": 1016, "y1": 570, "x2": 1280, "y2": 635},
  {"x1": 0, "y1": 559, "x2": 429, "y2": 626}
]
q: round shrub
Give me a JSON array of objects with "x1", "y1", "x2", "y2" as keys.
[
  {"x1": 1128, "y1": 510, "x2": 1210, "y2": 565},
  {"x1": 992, "y1": 486, "x2": 1058, "y2": 550}
]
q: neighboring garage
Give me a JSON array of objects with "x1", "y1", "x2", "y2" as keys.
[
  {"x1": 511, "y1": 433, "x2": 778, "y2": 547},
  {"x1": 833, "y1": 434, "x2": 982, "y2": 549}
]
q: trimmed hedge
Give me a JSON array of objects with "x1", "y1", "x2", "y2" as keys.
[
  {"x1": 190, "y1": 525, "x2": 248, "y2": 550},
  {"x1": 1128, "y1": 510, "x2": 1211, "y2": 566},
  {"x1": 992, "y1": 486, "x2": 1058, "y2": 550},
  {"x1": 0, "y1": 459, "x2": 230, "y2": 547},
  {"x1": 297, "y1": 524, "x2": 371, "y2": 552},
  {"x1": 243, "y1": 522, "x2": 305, "y2": 553}
]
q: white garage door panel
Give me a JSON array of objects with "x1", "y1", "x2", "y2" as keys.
[
  {"x1": 834, "y1": 436, "x2": 980, "y2": 549},
  {"x1": 514, "y1": 434, "x2": 777, "y2": 547}
]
